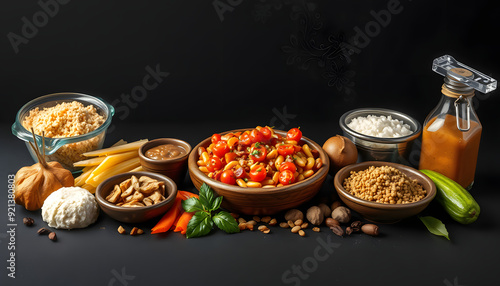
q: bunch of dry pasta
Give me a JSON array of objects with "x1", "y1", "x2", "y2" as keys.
[{"x1": 73, "y1": 139, "x2": 148, "y2": 193}]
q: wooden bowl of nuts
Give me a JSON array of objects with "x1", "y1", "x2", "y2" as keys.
[
  {"x1": 188, "y1": 128, "x2": 330, "y2": 215},
  {"x1": 95, "y1": 171, "x2": 177, "y2": 223},
  {"x1": 333, "y1": 161, "x2": 436, "y2": 223}
]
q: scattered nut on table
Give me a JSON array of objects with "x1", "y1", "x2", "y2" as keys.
[
  {"x1": 331, "y1": 201, "x2": 342, "y2": 212},
  {"x1": 318, "y1": 203, "x2": 331, "y2": 218},
  {"x1": 306, "y1": 206, "x2": 324, "y2": 225},
  {"x1": 48, "y1": 232, "x2": 57, "y2": 242},
  {"x1": 130, "y1": 227, "x2": 144, "y2": 236},
  {"x1": 284, "y1": 209, "x2": 303, "y2": 221},
  {"x1": 325, "y1": 218, "x2": 340, "y2": 228},
  {"x1": 23, "y1": 217, "x2": 34, "y2": 226},
  {"x1": 117, "y1": 226, "x2": 126, "y2": 234},
  {"x1": 331, "y1": 206, "x2": 351, "y2": 224},
  {"x1": 37, "y1": 227, "x2": 51, "y2": 235},
  {"x1": 361, "y1": 224, "x2": 379, "y2": 236}
]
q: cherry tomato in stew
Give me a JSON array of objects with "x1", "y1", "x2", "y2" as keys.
[
  {"x1": 249, "y1": 143, "x2": 267, "y2": 162},
  {"x1": 286, "y1": 128, "x2": 302, "y2": 142},
  {"x1": 277, "y1": 144, "x2": 295, "y2": 156},
  {"x1": 206, "y1": 155, "x2": 223, "y2": 172},
  {"x1": 260, "y1": 127, "x2": 273, "y2": 141},
  {"x1": 220, "y1": 170, "x2": 236, "y2": 185},
  {"x1": 211, "y1": 133, "x2": 222, "y2": 144},
  {"x1": 213, "y1": 140, "x2": 230, "y2": 157},
  {"x1": 278, "y1": 170, "x2": 295, "y2": 185},
  {"x1": 240, "y1": 132, "x2": 252, "y2": 146},
  {"x1": 249, "y1": 165, "x2": 267, "y2": 182},
  {"x1": 279, "y1": 161, "x2": 297, "y2": 174},
  {"x1": 250, "y1": 129, "x2": 265, "y2": 143}
]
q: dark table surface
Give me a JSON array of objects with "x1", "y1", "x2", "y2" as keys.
[{"x1": 1, "y1": 120, "x2": 499, "y2": 286}]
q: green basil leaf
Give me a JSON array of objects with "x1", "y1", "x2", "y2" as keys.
[
  {"x1": 182, "y1": 197, "x2": 204, "y2": 213},
  {"x1": 419, "y1": 216, "x2": 450, "y2": 240},
  {"x1": 186, "y1": 211, "x2": 213, "y2": 239},
  {"x1": 211, "y1": 196, "x2": 223, "y2": 211},
  {"x1": 199, "y1": 183, "x2": 215, "y2": 210},
  {"x1": 213, "y1": 211, "x2": 240, "y2": 234}
]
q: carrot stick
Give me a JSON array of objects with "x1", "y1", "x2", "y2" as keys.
[
  {"x1": 151, "y1": 191, "x2": 199, "y2": 234},
  {"x1": 178, "y1": 190, "x2": 199, "y2": 199},
  {"x1": 173, "y1": 191, "x2": 199, "y2": 234},
  {"x1": 173, "y1": 211, "x2": 195, "y2": 234},
  {"x1": 171, "y1": 212, "x2": 182, "y2": 231},
  {"x1": 151, "y1": 196, "x2": 182, "y2": 234}
]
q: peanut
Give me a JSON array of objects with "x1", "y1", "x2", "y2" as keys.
[
  {"x1": 117, "y1": 226, "x2": 126, "y2": 234},
  {"x1": 258, "y1": 225, "x2": 271, "y2": 234},
  {"x1": 261, "y1": 216, "x2": 272, "y2": 223},
  {"x1": 268, "y1": 218, "x2": 277, "y2": 226},
  {"x1": 238, "y1": 222, "x2": 247, "y2": 231}
]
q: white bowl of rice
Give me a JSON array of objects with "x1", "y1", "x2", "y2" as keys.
[
  {"x1": 339, "y1": 108, "x2": 421, "y2": 166},
  {"x1": 12, "y1": 92, "x2": 115, "y2": 172}
]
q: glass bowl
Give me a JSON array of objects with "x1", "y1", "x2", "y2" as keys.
[
  {"x1": 339, "y1": 108, "x2": 421, "y2": 166},
  {"x1": 12, "y1": 92, "x2": 115, "y2": 173}
]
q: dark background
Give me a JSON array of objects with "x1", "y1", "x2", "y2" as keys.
[{"x1": 1, "y1": 0, "x2": 499, "y2": 285}]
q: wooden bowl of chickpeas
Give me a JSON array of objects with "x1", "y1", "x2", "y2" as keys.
[
  {"x1": 334, "y1": 161, "x2": 436, "y2": 223},
  {"x1": 188, "y1": 128, "x2": 330, "y2": 215}
]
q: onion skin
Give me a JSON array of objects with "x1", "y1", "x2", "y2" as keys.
[{"x1": 322, "y1": 135, "x2": 358, "y2": 174}]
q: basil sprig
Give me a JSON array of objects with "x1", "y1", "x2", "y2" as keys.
[{"x1": 182, "y1": 183, "x2": 239, "y2": 238}]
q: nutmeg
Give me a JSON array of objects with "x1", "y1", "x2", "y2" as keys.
[
  {"x1": 284, "y1": 209, "x2": 304, "y2": 222},
  {"x1": 331, "y1": 206, "x2": 351, "y2": 224}
]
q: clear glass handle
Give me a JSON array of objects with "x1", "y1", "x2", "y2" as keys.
[
  {"x1": 433, "y1": 55, "x2": 497, "y2": 93},
  {"x1": 454, "y1": 96, "x2": 471, "y2": 132}
]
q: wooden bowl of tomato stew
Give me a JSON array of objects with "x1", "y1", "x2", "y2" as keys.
[{"x1": 188, "y1": 128, "x2": 330, "y2": 215}]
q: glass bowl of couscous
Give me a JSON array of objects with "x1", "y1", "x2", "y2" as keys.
[{"x1": 12, "y1": 92, "x2": 115, "y2": 173}]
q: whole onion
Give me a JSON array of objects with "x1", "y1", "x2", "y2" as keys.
[{"x1": 322, "y1": 135, "x2": 358, "y2": 174}]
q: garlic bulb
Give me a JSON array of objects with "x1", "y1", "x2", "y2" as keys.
[{"x1": 14, "y1": 129, "x2": 74, "y2": 211}]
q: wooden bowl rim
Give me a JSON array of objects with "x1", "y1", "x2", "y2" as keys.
[
  {"x1": 188, "y1": 128, "x2": 330, "y2": 195},
  {"x1": 333, "y1": 161, "x2": 436, "y2": 210}
]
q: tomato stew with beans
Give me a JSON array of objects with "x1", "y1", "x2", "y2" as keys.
[{"x1": 196, "y1": 126, "x2": 323, "y2": 188}]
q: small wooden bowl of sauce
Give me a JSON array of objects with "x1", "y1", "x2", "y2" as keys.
[
  {"x1": 145, "y1": 143, "x2": 187, "y2": 160},
  {"x1": 139, "y1": 138, "x2": 191, "y2": 186}
]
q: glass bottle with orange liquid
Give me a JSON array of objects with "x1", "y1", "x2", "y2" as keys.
[{"x1": 419, "y1": 56, "x2": 496, "y2": 190}]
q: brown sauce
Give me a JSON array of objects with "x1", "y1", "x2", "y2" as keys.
[
  {"x1": 145, "y1": 144, "x2": 186, "y2": 160},
  {"x1": 419, "y1": 114, "x2": 482, "y2": 188}
]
